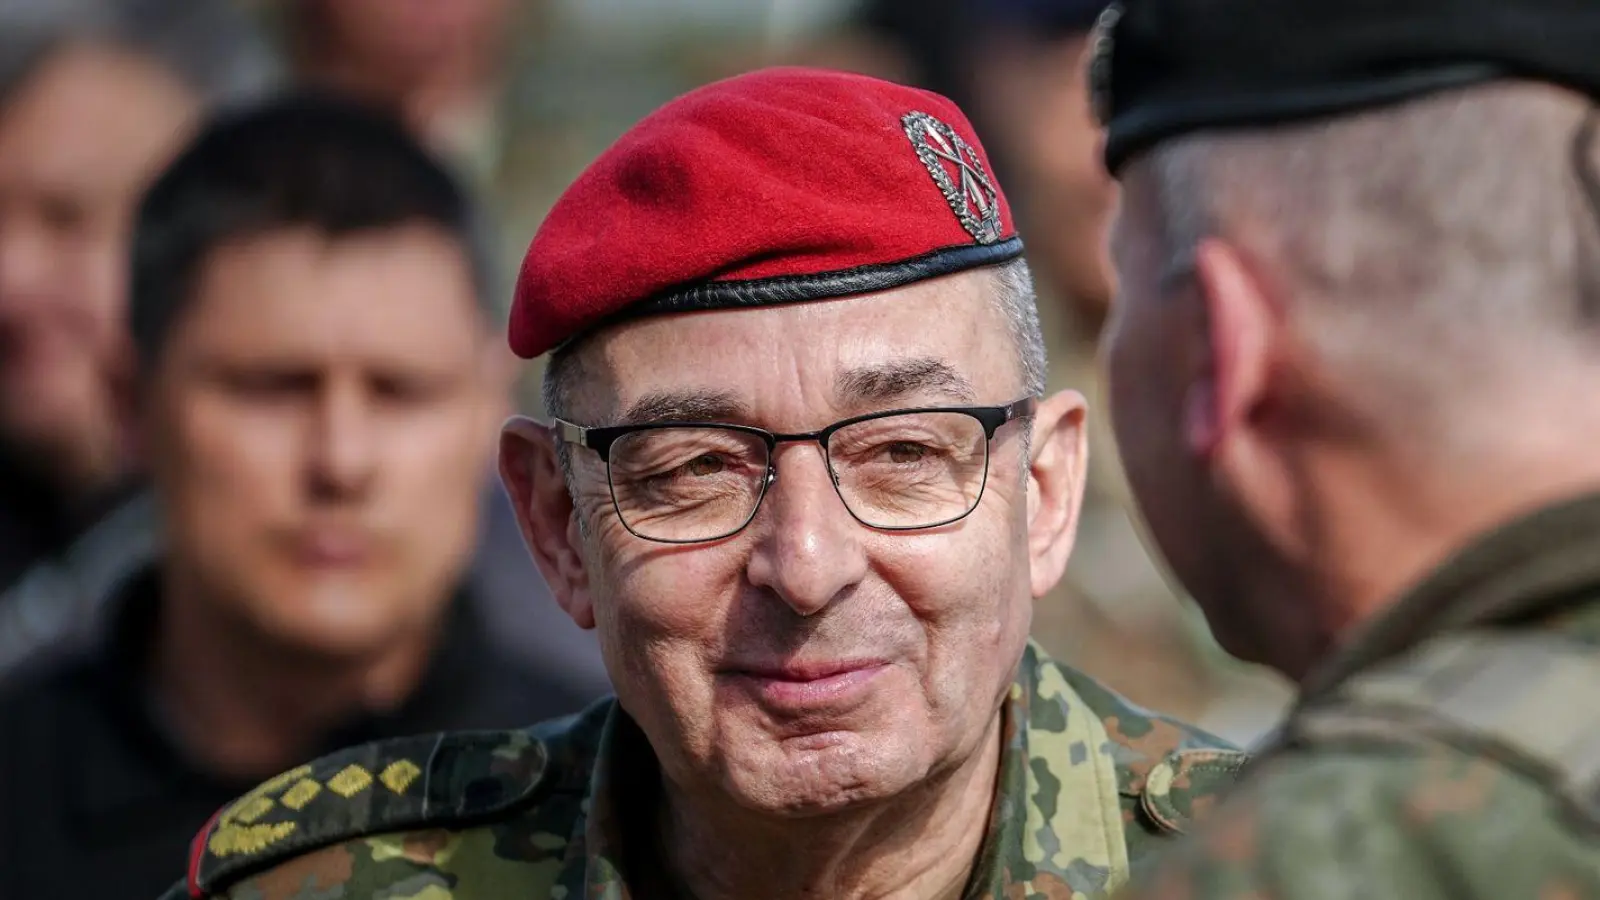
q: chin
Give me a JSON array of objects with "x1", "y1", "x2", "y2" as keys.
[
  {"x1": 246, "y1": 580, "x2": 410, "y2": 660},
  {"x1": 263, "y1": 616, "x2": 399, "y2": 661},
  {"x1": 720, "y1": 729, "x2": 928, "y2": 817}
]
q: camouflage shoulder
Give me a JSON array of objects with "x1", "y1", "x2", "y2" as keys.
[
  {"x1": 1031, "y1": 644, "x2": 1249, "y2": 833},
  {"x1": 1291, "y1": 627, "x2": 1600, "y2": 830},
  {"x1": 1115, "y1": 741, "x2": 1600, "y2": 899},
  {"x1": 177, "y1": 699, "x2": 613, "y2": 899}
]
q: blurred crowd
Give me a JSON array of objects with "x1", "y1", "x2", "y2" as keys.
[{"x1": 0, "y1": 0, "x2": 1290, "y2": 896}]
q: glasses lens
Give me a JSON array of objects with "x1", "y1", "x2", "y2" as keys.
[
  {"x1": 828, "y1": 412, "x2": 989, "y2": 529},
  {"x1": 607, "y1": 427, "x2": 769, "y2": 542}
]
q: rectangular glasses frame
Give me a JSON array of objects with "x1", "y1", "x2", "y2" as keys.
[{"x1": 554, "y1": 396, "x2": 1037, "y2": 543}]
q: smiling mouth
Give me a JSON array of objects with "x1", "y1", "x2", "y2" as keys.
[{"x1": 722, "y1": 659, "x2": 892, "y2": 712}]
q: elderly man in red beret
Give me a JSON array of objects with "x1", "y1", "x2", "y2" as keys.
[{"x1": 162, "y1": 67, "x2": 1243, "y2": 900}]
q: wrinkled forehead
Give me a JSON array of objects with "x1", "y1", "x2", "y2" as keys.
[{"x1": 570, "y1": 270, "x2": 1018, "y2": 427}]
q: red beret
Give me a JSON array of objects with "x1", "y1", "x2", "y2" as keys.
[{"x1": 508, "y1": 66, "x2": 1022, "y2": 359}]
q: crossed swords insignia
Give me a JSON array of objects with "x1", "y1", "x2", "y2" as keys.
[{"x1": 902, "y1": 111, "x2": 1003, "y2": 245}]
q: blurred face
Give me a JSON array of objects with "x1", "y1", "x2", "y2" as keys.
[
  {"x1": 0, "y1": 43, "x2": 197, "y2": 485},
  {"x1": 974, "y1": 31, "x2": 1116, "y2": 323},
  {"x1": 311, "y1": 0, "x2": 513, "y2": 78},
  {"x1": 147, "y1": 225, "x2": 504, "y2": 658},
  {"x1": 506, "y1": 272, "x2": 1088, "y2": 817}
]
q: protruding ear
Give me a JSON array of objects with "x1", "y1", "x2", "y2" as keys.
[
  {"x1": 498, "y1": 416, "x2": 594, "y2": 629},
  {"x1": 1190, "y1": 236, "x2": 1296, "y2": 544},
  {"x1": 1025, "y1": 389, "x2": 1089, "y2": 599},
  {"x1": 1186, "y1": 237, "x2": 1274, "y2": 463}
]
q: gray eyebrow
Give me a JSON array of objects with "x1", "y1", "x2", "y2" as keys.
[
  {"x1": 617, "y1": 391, "x2": 748, "y2": 426},
  {"x1": 834, "y1": 358, "x2": 977, "y2": 408},
  {"x1": 612, "y1": 358, "x2": 974, "y2": 427}
]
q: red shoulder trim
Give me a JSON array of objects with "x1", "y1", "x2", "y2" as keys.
[{"x1": 187, "y1": 806, "x2": 224, "y2": 898}]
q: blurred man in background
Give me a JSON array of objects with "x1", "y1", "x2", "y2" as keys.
[
  {"x1": 273, "y1": 0, "x2": 520, "y2": 189},
  {"x1": 0, "y1": 1, "x2": 605, "y2": 695},
  {"x1": 0, "y1": 94, "x2": 606, "y2": 899},
  {"x1": 255, "y1": 0, "x2": 579, "y2": 417},
  {"x1": 0, "y1": 0, "x2": 279, "y2": 675}
]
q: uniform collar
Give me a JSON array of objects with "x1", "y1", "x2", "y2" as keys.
[{"x1": 1301, "y1": 490, "x2": 1600, "y2": 702}]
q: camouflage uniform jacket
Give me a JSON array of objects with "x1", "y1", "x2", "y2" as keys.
[
  {"x1": 1116, "y1": 493, "x2": 1600, "y2": 900},
  {"x1": 162, "y1": 641, "x2": 1245, "y2": 899}
]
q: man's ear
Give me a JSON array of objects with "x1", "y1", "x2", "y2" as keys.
[
  {"x1": 499, "y1": 416, "x2": 595, "y2": 630},
  {"x1": 1026, "y1": 389, "x2": 1089, "y2": 599},
  {"x1": 1190, "y1": 236, "x2": 1284, "y2": 514}
]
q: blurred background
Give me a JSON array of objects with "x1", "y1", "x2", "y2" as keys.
[{"x1": 0, "y1": 1, "x2": 1292, "y2": 895}]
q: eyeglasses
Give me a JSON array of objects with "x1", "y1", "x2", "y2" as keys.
[{"x1": 555, "y1": 398, "x2": 1036, "y2": 544}]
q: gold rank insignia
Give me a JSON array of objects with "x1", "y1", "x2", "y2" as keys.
[{"x1": 188, "y1": 729, "x2": 552, "y2": 898}]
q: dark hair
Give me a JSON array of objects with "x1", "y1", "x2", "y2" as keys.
[{"x1": 129, "y1": 90, "x2": 493, "y2": 366}]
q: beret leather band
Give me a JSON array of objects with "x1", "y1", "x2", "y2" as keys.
[
  {"x1": 554, "y1": 238, "x2": 1025, "y2": 354},
  {"x1": 1093, "y1": 0, "x2": 1600, "y2": 176}
]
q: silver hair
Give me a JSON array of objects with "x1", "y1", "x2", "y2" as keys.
[
  {"x1": 990, "y1": 255, "x2": 1050, "y2": 399},
  {"x1": 0, "y1": 0, "x2": 282, "y2": 111},
  {"x1": 1124, "y1": 80, "x2": 1600, "y2": 431}
]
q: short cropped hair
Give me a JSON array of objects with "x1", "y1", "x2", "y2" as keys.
[
  {"x1": 129, "y1": 92, "x2": 495, "y2": 366},
  {"x1": 1125, "y1": 81, "x2": 1600, "y2": 439}
]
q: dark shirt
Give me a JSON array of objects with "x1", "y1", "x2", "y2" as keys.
[
  {"x1": 0, "y1": 442, "x2": 133, "y2": 594},
  {"x1": 0, "y1": 565, "x2": 603, "y2": 900}
]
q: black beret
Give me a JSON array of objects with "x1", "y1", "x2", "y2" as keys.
[
  {"x1": 1092, "y1": 0, "x2": 1600, "y2": 175},
  {"x1": 988, "y1": 0, "x2": 1111, "y2": 36}
]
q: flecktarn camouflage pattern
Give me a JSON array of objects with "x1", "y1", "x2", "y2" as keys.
[
  {"x1": 161, "y1": 641, "x2": 1245, "y2": 900},
  {"x1": 1114, "y1": 493, "x2": 1600, "y2": 900}
]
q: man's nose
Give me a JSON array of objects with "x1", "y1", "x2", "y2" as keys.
[
  {"x1": 744, "y1": 444, "x2": 869, "y2": 617},
  {"x1": 306, "y1": 382, "x2": 378, "y2": 501}
]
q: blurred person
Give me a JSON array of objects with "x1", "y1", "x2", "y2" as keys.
[
  {"x1": 0, "y1": 0, "x2": 279, "y2": 678},
  {"x1": 970, "y1": 0, "x2": 1114, "y2": 325},
  {"x1": 0, "y1": 1, "x2": 601, "y2": 690},
  {"x1": 0, "y1": 0, "x2": 276, "y2": 593},
  {"x1": 0, "y1": 93, "x2": 606, "y2": 899},
  {"x1": 1098, "y1": 0, "x2": 1600, "y2": 895},
  {"x1": 162, "y1": 68, "x2": 1244, "y2": 900},
  {"x1": 274, "y1": 0, "x2": 521, "y2": 188},
  {"x1": 262, "y1": 0, "x2": 572, "y2": 419}
]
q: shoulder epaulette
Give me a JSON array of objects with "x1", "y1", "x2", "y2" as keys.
[
  {"x1": 184, "y1": 728, "x2": 550, "y2": 898},
  {"x1": 1137, "y1": 746, "x2": 1251, "y2": 834}
]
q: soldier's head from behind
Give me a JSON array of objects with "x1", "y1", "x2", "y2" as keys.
[
  {"x1": 1097, "y1": 0, "x2": 1600, "y2": 680},
  {"x1": 131, "y1": 93, "x2": 510, "y2": 661},
  {"x1": 0, "y1": 0, "x2": 276, "y2": 500},
  {"x1": 499, "y1": 69, "x2": 1087, "y2": 820}
]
